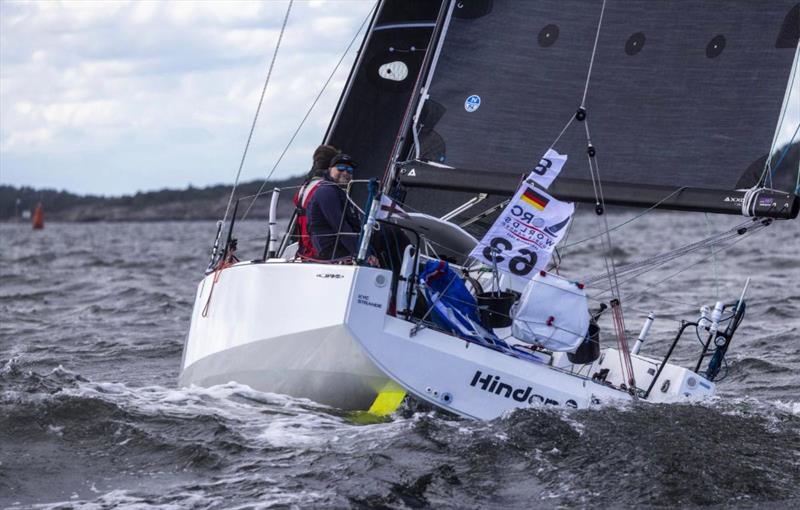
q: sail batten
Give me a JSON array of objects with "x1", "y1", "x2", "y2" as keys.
[{"x1": 404, "y1": 0, "x2": 799, "y2": 217}]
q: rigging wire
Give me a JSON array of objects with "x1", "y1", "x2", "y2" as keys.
[
  {"x1": 560, "y1": 186, "x2": 687, "y2": 250},
  {"x1": 760, "y1": 42, "x2": 799, "y2": 188},
  {"x1": 580, "y1": 74, "x2": 628, "y2": 388},
  {"x1": 547, "y1": 116, "x2": 575, "y2": 152},
  {"x1": 222, "y1": 0, "x2": 293, "y2": 225},
  {"x1": 545, "y1": 0, "x2": 606, "y2": 155},
  {"x1": 584, "y1": 121, "x2": 622, "y2": 300},
  {"x1": 580, "y1": 0, "x2": 607, "y2": 108},
  {"x1": 705, "y1": 212, "x2": 720, "y2": 301},
  {"x1": 768, "y1": 122, "x2": 800, "y2": 185},
  {"x1": 582, "y1": 229, "x2": 762, "y2": 319},
  {"x1": 241, "y1": 2, "x2": 377, "y2": 221},
  {"x1": 583, "y1": 218, "x2": 769, "y2": 288},
  {"x1": 546, "y1": 0, "x2": 605, "y2": 156},
  {"x1": 608, "y1": 222, "x2": 770, "y2": 305}
]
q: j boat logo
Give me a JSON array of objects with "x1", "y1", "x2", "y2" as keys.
[
  {"x1": 470, "y1": 370, "x2": 578, "y2": 408},
  {"x1": 316, "y1": 273, "x2": 344, "y2": 279},
  {"x1": 464, "y1": 95, "x2": 481, "y2": 112}
]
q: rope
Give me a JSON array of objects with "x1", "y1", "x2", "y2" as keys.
[
  {"x1": 583, "y1": 121, "x2": 622, "y2": 301},
  {"x1": 582, "y1": 218, "x2": 767, "y2": 287},
  {"x1": 581, "y1": 0, "x2": 607, "y2": 108},
  {"x1": 222, "y1": 0, "x2": 293, "y2": 225},
  {"x1": 611, "y1": 299, "x2": 635, "y2": 389},
  {"x1": 620, "y1": 223, "x2": 769, "y2": 304},
  {"x1": 543, "y1": 0, "x2": 606, "y2": 180},
  {"x1": 560, "y1": 186, "x2": 687, "y2": 250},
  {"x1": 590, "y1": 222, "x2": 768, "y2": 301},
  {"x1": 241, "y1": 3, "x2": 376, "y2": 221},
  {"x1": 201, "y1": 256, "x2": 237, "y2": 317}
]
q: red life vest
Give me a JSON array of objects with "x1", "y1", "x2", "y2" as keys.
[{"x1": 293, "y1": 179, "x2": 325, "y2": 258}]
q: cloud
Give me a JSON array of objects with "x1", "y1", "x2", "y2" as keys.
[
  {"x1": 0, "y1": 0, "x2": 797, "y2": 196},
  {"x1": 0, "y1": 0, "x2": 375, "y2": 195}
]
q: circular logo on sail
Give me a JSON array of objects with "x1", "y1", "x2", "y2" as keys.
[{"x1": 464, "y1": 94, "x2": 481, "y2": 112}]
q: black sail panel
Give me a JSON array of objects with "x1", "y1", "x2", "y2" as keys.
[
  {"x1": 411, "y1": 0, "x2": 799, "y2": 216},
  {"x1": 324, "y1": 0, "x2": 443, "y2": 200}
]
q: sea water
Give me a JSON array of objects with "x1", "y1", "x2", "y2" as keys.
[{"x1": 1, "y1": 213, "x2": 799, "y2": 509}]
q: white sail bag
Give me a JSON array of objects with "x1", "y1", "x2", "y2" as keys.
[{"x1": 511, "y1": 272, "x2": 590, "y2": 352}]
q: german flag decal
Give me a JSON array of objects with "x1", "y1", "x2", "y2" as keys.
[{"x1": 521, "y1": 187, "x2": 549, "y2": 211}]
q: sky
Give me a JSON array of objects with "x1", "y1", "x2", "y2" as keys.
[
  {"x1": 0, "y1": 0, "x2": 798, "y2": 196},
  {"x1": 0, "y1": 0, "x2": 375, "y2": 195}
]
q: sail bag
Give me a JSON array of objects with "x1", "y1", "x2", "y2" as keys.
[{"x1": 511, "y1": 272, "x2": 590, "y2": 352}]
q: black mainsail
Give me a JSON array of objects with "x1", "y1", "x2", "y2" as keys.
[{"x1": 394, "y1": 0, "x2": 800, "y2": 219}]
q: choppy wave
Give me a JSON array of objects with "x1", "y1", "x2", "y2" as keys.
[
  {"x1": 1, "y1": 219, "x2": 799, "y2": 508},
  {"x1": 2, "y1": 363, "x2": 799, "y2": 509}
]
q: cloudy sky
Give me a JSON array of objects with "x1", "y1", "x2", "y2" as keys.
[
  {"x1": 1, "y1": 0, "x2": 798, "y2": 196},
  {"x1": 0, "y1": 0, "x2": 374, "y2": 195}
]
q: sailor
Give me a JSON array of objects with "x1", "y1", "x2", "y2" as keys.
[
  {"x1": 293, "y1": 144, "x2": 340, "y2": 259},
  {"x1": 307, "y1": 153, "x2": 378, "y2": 265}
]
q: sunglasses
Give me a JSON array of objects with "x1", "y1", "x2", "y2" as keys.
[{"x1": 335, "y1": 164, "x2": 355, "y2": 173}]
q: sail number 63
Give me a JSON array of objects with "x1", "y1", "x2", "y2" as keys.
[{"x1": 482, "y1": 237, "x2": 538, "y2": 276}]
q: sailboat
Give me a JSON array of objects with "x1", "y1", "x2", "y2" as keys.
[{"x1": 180, "y1": 0, "x2": 800, "y2": 419}]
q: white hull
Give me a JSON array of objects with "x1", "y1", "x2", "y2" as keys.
[
  {"x1": 180, "y1": 262, "x2": 392, "y2": 410},
  {"x1": 181, "y1": 260, "x2": 716, "y2": 418},
  {"x1": 344, "y1": 267, "x2": 716, "y2": 420}
]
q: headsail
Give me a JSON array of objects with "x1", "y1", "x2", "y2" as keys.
[
  {"x1": 397, "y1": 0, "x2": 800, "y2": 218},
  {"x1": 324, "y1": 0, "x2": 445, "y2": 201}
]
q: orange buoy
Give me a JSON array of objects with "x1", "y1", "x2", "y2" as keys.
[{"x1": 32, "y1": 202, "x2": 44, "y2": 230}]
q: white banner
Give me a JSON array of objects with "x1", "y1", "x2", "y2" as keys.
[
  {"x1": 469, "y1": 184, "x2": 573, "y2": 279},
  {"x1": 528, "y1": 149, "x2": 567, "y2": 189}
]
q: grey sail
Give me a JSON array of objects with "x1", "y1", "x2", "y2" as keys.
[{"x1": 398, "y1": 0, "x2": 800, "y2": 219}]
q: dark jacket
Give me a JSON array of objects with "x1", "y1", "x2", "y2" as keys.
[{"x1": 307, "y1": 178, "x2": 362, "y2": 260}]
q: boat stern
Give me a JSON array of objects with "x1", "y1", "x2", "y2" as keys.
[{"x1": 180, "y1": 261, "x2": 393, "y2": 410}]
